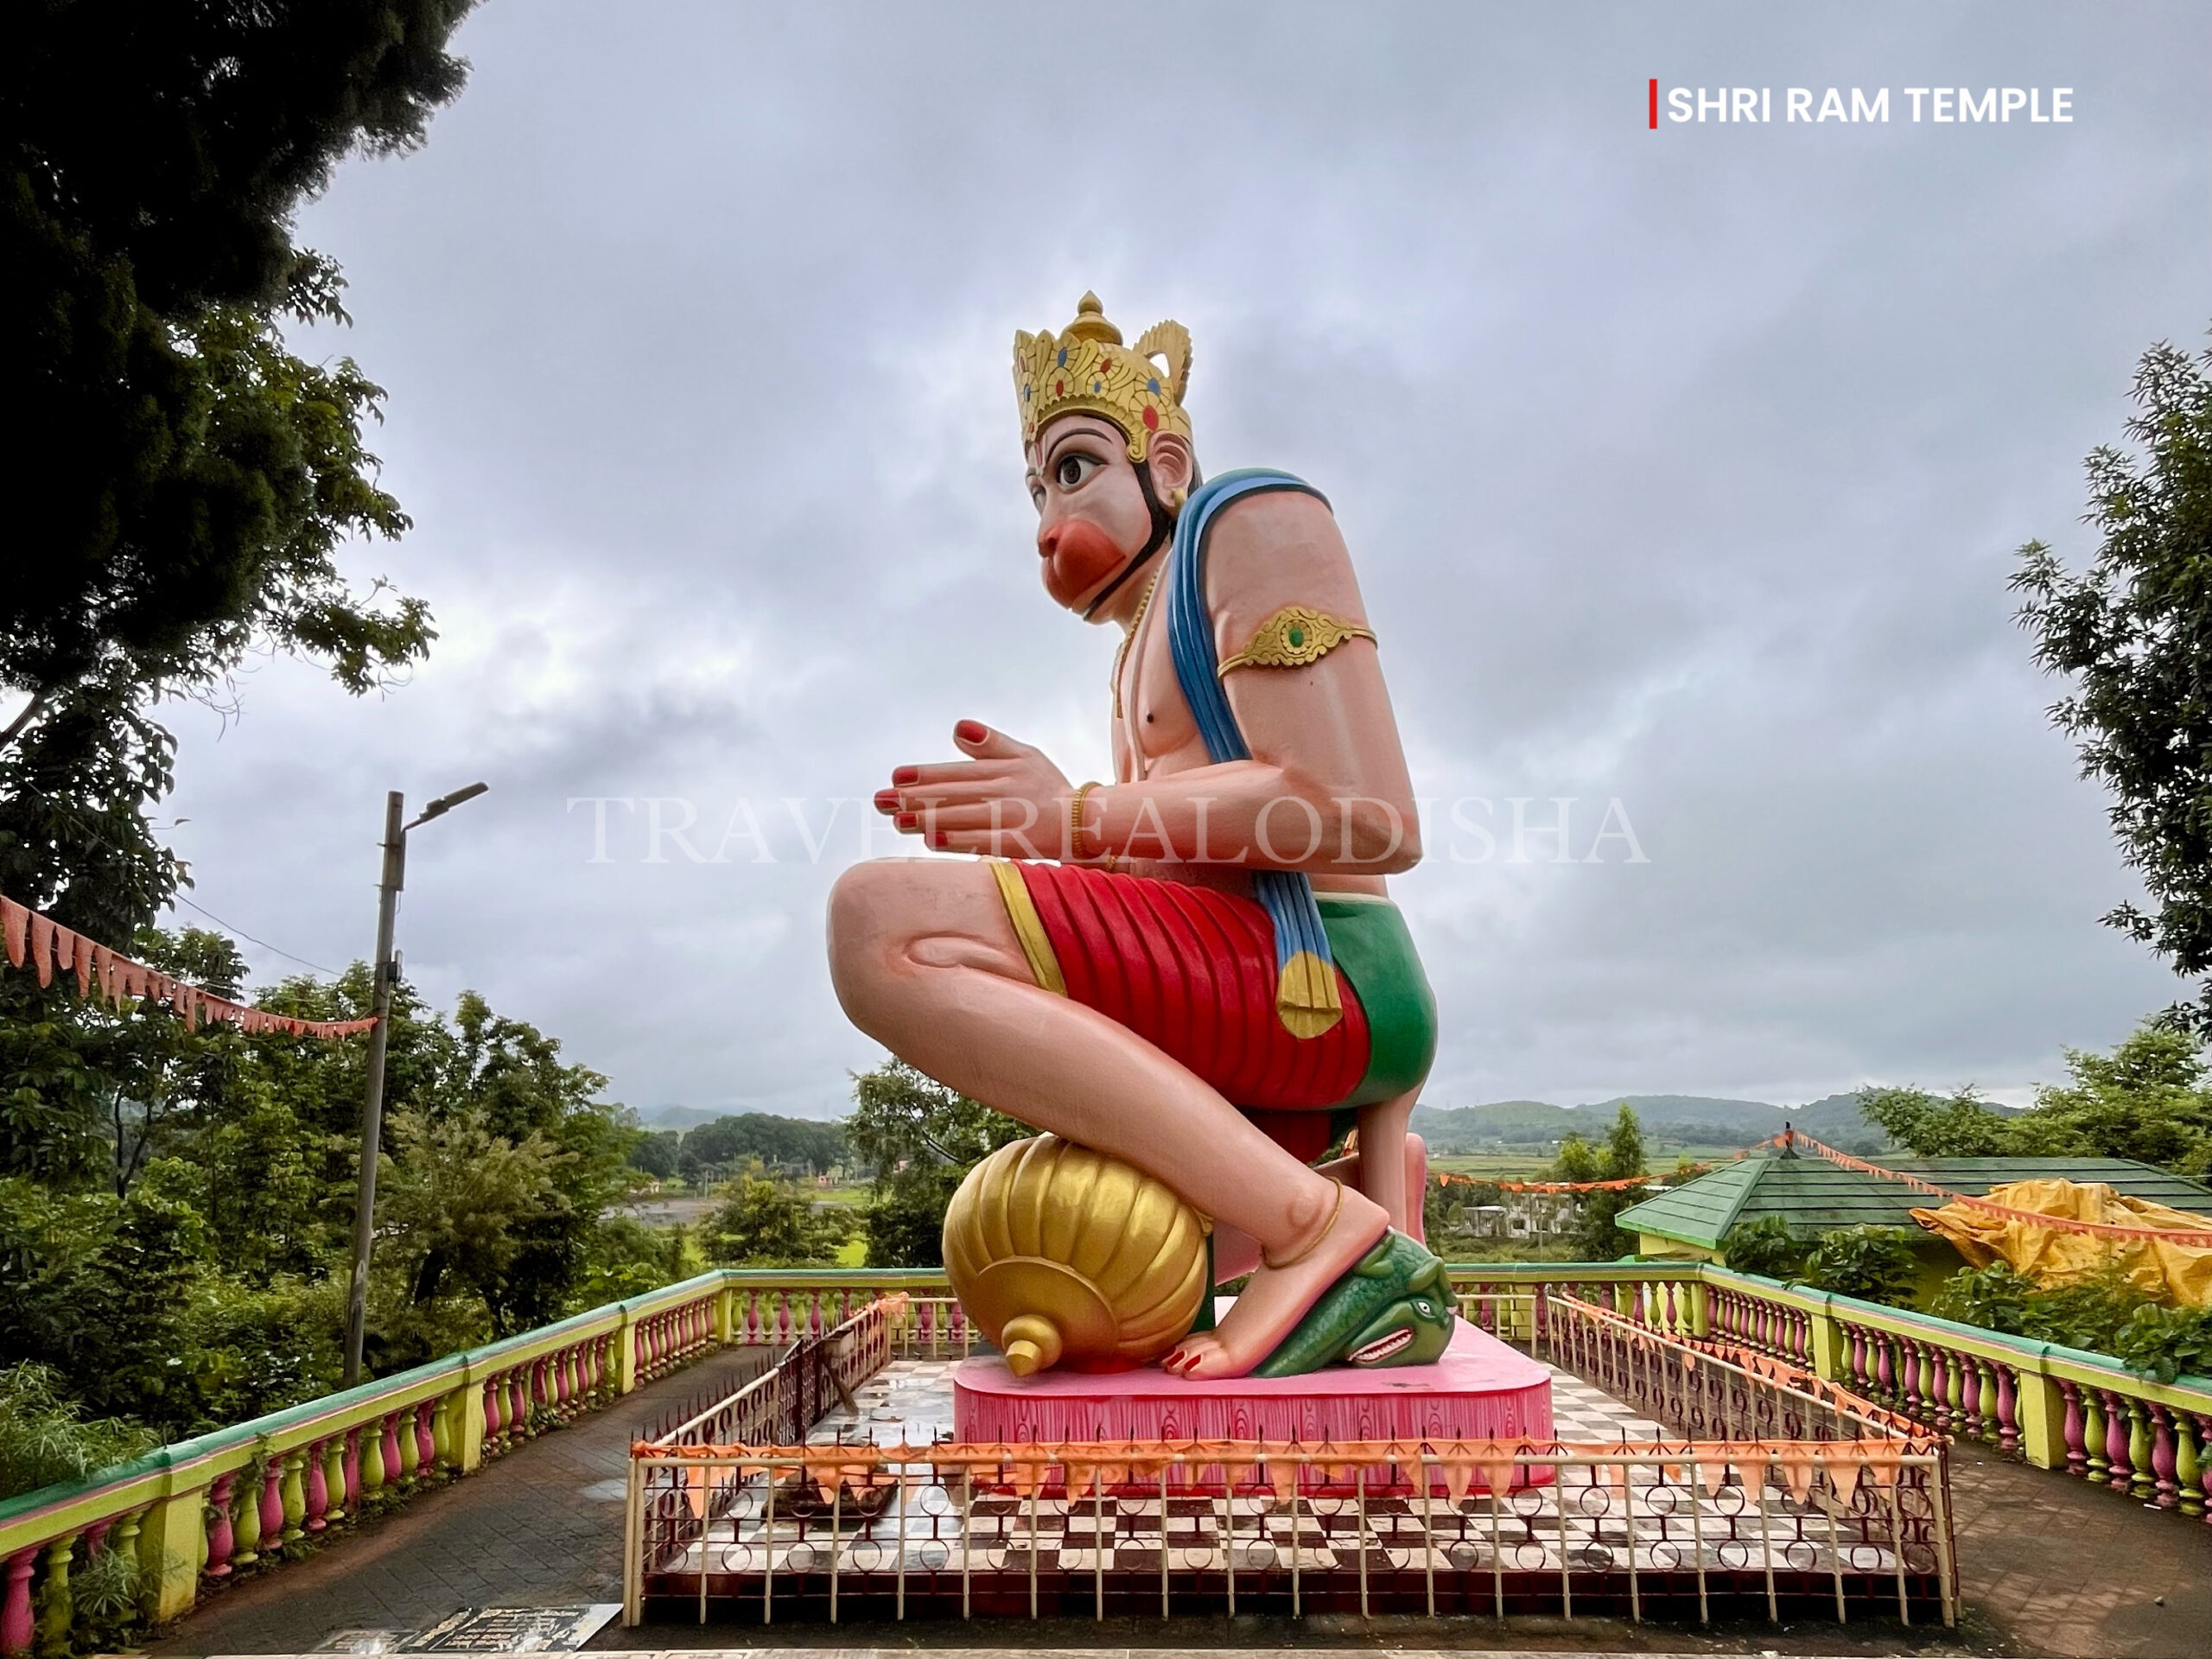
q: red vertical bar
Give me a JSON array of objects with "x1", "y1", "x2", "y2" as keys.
[{"x1": 1648, "y1": 79, "x2": 1658, "y2": 129}]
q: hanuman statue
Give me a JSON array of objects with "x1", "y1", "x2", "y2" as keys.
[{"x1": 829, "y1": 293, "x2": 1448, "y2": 1379}]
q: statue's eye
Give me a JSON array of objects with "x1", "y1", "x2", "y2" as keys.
[
  {"x1": 1414, "y1": 1299, "x2": 1433, "y2": 1317},
  {"x1": 1055, "y1": 454, "x2": 1099, "y2": 490}
]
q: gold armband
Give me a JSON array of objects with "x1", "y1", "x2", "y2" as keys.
[{"x1": 1217, "y1": 606, "x2": 1376, "y2": 677}]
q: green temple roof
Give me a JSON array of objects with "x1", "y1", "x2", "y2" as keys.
[{"x1": 1616, "y1": 1153, "x2": 2212, "y2": 1250}]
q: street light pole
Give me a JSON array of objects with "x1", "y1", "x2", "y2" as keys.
[{"x1": 343, "y1": 780, "x2": 487, "y2": 1389}]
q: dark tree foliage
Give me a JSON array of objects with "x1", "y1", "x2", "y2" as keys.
[
  {"x1": 1549, "y1": 1103, "x2": 1646, "y2": 1259},
  {"x1": 698, "y1": 1173, "x2": 846, "y2": 1268},
  {"x1": 2013, "y1": 333, "x2": 2212, "y2": 1032},
  {"x1": 1860, "y1": 1023, "x2": 2212, "y2": 1177},
  {"x1": 0, "y1": 1, "x2": 477, "y2": 932},
  {"x1": 846, "y1": 1060, "x2": 1027, "y2": 1268},
  {"x1": 0, "y1": 942, "x2": 656, "y2": 1431},
  {"x1": 629, "y1": 1128, "x2": 682, "y2": 1180},
  {"x1": 677, "y1": 1113, "x2": 847, "y2": 1180}
]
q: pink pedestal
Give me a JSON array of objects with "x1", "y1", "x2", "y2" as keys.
[{"x1": 953, "y1": 1315, "x2": 1552, "y2": 1449}]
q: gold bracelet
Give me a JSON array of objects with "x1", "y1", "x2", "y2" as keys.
[{"x1": 1070, "y1": 781, "x2": 1102, "y2": 861}]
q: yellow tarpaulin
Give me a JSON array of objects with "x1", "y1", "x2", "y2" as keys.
[{"x1": 1911, "y1": 1179, "x2": 2212, "y2": 1307}]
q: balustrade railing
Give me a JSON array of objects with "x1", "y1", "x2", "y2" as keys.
[{"x1": 7, "y1": 1255, "x2": 2206, "y2": 1656}]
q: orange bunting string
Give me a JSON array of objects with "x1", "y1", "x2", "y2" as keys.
[{"x1": 0, "y1": 893, "x2": 375, "y2": 1043}]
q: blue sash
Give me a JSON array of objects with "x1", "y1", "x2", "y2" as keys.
[{"x1": 1163, "y1": 468, "x2": 1343, "y2": 1039}]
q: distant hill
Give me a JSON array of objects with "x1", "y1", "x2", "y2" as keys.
[{"x1": 1412, "y1": 1091, "x2": 1902, "y2": 1155}]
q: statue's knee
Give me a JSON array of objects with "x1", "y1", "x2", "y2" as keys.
[{"x1": 827, "y1": 861, "x2": 908, "y2": 998}]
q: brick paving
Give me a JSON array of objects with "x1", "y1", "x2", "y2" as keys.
[
  {"x1": 1943, "y1": 1439, "x2": 2212, "y2": 1658},
  {"x1": 151, "y1": 1356, "x2": 2212, "y2": 1659}
]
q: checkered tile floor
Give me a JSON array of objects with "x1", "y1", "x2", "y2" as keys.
[{"x1": 658, "y1": 1359, "x2": 1899, "y2": 1577}]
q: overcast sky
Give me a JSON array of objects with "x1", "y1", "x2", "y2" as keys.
[{"x1": 160, "y1": 2, "x2": 2211, "y2": 1121}]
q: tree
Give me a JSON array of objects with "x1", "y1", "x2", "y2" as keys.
[
  {"x1": 1856, "y1": 1086, "x2": 2021, "y2": 1157},
  {"x1": 698, "y1": 1171, "x2": 844, "y2": 1268},
  {"x1": 2, "y1": 3, "x2": 479, "y2": 940},
  {"x1": 2012, "y1": 331, "x2": 2212, "y2": 1033},
  {"x1": 677, "y1": 1112, "x2": 845, "y2": 1181},
  {"x1": 1549, "y1": 1103, "x2": 1646, "y2": 1259},
  {"x1": 1861, "y1": 1023, "x2": 2212, "y2": 1175},
  {"x1": 630, "y1": 1129, "x2": 682, "y2": 1181},
  {"x1": 2024, "y1": 1023, "x2": 2212, "y2": 1176},
  {"x1": 845, "y1": 1059, "x2": 1026, "y2": 1268}
]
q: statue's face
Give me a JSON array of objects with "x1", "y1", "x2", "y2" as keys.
[{"x1": 1026, "y1": 413, "x2": 1189, "y2": 616}]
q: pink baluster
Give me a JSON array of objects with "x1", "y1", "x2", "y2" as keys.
[
  {"x1": 1994, "y1": 1364, "x2": 2020, "y2": 1455},
  {"x1": 508, "y1": 1370, "x2": 529, "y2": 1437},
  {"x1": 2, "y1": 1548, "x2": 36, "y2": 1659},
  {"x1": 2059, "y1": 1381, "x2": 2087, "y2": 1476},
  {"x1": 343, "y1": 1427, "x2": 364, "y2": 1509},
  {"x1": 809, "y1": 1295, "x2": 825, "y2": 1338},
  {"x1": 379, "y1": 1414, "x2": 404, "y2": 1485},
  {"x1": 483, "y1": 1375, "x2": 505, "y2": 1445},
  {"x1": 1899, "y1": 1343, "x2": 1921, "y2": 1419},
  {"x1": 2104, "y1": 1390, "x2": 2133, "y2": 1491},
  {"x1": 414, "y1": 1401, "x2": 436, "y2": 1473},
  {"x1": 1960, "y1": 1355, "x2": 1982, "y2": 1435},
  {"x1": 1875, "y1": 1334, "x2": 1895, "y2": 1400},
  {"x1": 258, "y1": 1459, "x2": 284, "y2": 1544},
  {"x1": 205, "y1": 1473, "x2": 237, "y2": 1578},
  {"x1": 775, "y1": 1299, "x2": 793, "y2": 1345},
  {"x1": 2150, "y1": 1406, "x2": 2179, "y2": 1509},
  {"x1": 304, "y1": 1439, "x2": 330, "y2": 1532}
]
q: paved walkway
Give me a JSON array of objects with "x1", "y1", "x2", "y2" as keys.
[
  {"x1": 152, "y1": 1357, "x2": 2211, "y2": 1659},
  {"x1": 151, "y1": 1356, "x2": 767, "y2": 1656}
]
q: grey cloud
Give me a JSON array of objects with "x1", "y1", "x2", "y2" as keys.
[{"x1": 163, "y1": 1, "x2": 2207, "y2": 1117}]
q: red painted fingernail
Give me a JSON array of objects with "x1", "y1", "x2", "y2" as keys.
[
  {"x1": 931, "y1": 830, "x2": 949, "y2": 849},
  {"x1": 892, "y1": 766, "x2": 919, "y2": 785},
  {"x1": 955, "y1": 720, "x2": 988, "y2": 743},
  {"x1": 895, "y1": 812, "x2": 918, "y2": 830},
  {"x1": 874, "y1": 789, "x2": 899, "y2": 811}
]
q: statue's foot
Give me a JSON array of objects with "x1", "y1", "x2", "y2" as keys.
[{"x1": 1160, "y1": 1184, "x2": 1389, "y2": 1380}]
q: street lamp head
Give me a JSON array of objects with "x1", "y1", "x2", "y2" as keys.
[{"x1": 407, "y1": 781, "x2": 489, "y2": 830}]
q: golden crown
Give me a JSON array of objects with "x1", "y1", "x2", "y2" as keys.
[{"x1": 1014, "y1": 292, "x2": 1192, "y2": 462}]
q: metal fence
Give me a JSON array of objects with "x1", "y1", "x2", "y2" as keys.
[{"x1": 624, "y1": 1288, "x2": 1955, "y2": 1630}]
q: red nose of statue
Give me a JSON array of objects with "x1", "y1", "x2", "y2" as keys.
[{"x1": 1039, "y1": 518, "x2": 1128, "y2": 610}]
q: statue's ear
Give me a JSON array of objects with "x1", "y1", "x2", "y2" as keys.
[{"x1": 1146, "y1": 432, "x2": 1194, "y2": 498}]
